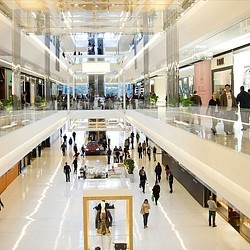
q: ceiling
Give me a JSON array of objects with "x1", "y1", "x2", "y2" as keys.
[
  {"x1": 0, "y1": 0, "x2": 190, "y2": 83},
  {"x1": 0, "y1": 0, "x2": 176, "y2": 35}
]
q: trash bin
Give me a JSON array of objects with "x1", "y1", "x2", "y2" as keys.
[{"x1": 114, "y1": 243, "x2": 127, "y2": 250}]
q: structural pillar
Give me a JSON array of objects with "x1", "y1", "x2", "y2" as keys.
[
  {"x1": 12, "y1": 10, "x2": 22, "y2": 108},
  {"x1": 143, "y1": 13, "x2": 150, "y2": 108},
  {"x1": 164, "y1": 9, "x2": 179, "y2": 106}
]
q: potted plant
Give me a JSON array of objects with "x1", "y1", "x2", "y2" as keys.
[
  {"x1": 124, "y1": 158, "x2": 135, "y2": 174},
  {"x1": 150, "y1": 94, "x2": 158, "y2": 107}
]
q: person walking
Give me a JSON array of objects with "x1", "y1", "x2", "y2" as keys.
[
  {"x1": 146, "y1": 146, "x2": 151, "y2": 161},
  {"x1": 206, "y1": 92, "x2": 220, "y2": 135},
  {"x1": 107, "y1": 147, "x2": 112, "y2": 164},
  {"x1": 63, "y1": 134, "x2": 67, "y2": 144},
  {"x1": 220, "y1": 84, "x2": 237, "y2": 135},
  {"x1": 136, "y1": 131, "x2": 140, "y2": 143},
  {"x1": 73, "y1": 144, "x2": 78, "y2": 155},
  {"x1": 72, "y1": 157, "x2": 78, "y2": 174},
  {"x1": 140, "y1": 199, "x2": 150, "y2": 228},
  {"x1": 236, "y1": 86, "x2": 250, "y2": 130},
  {"x1": 0, "y1": 198, "x2": 4, "y2": 211},
  {"x1": 138, "y1": 143, "x2": 143, "y2": 159},
  {"x1": 207, "y1": 196, "x2": 217, "y2": 227},
  {"x1": 81, "y1": 145, "x2": 85, "y2": 157},
  {"x1": 64, "y1": 162, "x2": 71, "y2": 182},
  {"x1": 152, "y1": 181, "x2": 161, "y2": 205},
  {"x1": 61, "y1": 142, "x2": 66, "y2": 156},
  {"x1": 142, "y1": 141, "x2": 147, "y2": 156},
  {"x1": 155, "y1": 162, "x2": 162, "y2": 183},
  {"x1": 139, "y1": 167, "x2": 147, "y2": 193},
  {"x1": 165, "y1": 164, "x2": 170, "y2": 180},
  {"x1": 153, "y1": 146, "x2": 157, "y2": 161},
  {"x1": 190, "y1": 90, "x2": 202, "y2": 125},
  {"x1": 72, "y1": 131, "x2": 76, "y2": 142},
  {"x1": 169, "y1": 171, "x2": 174, "y2": 193},
  {"x1": 69, "y1": 137, "x2": 73, "y2": 146},
  {"x1": 130, "y1": 131, "x2": 135, "y2": 149}
]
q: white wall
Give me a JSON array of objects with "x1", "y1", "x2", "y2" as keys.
[{"x1": 154, "y1": 76, "x2": 167, "y2": 105}]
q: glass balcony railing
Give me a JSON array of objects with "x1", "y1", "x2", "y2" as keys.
[{"x1": 1, "y1": 100, "x2": 250, "y2": 156}]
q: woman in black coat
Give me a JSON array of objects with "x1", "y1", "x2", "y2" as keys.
[{"x1": 152, "y1": 181, "x2": 161, "y2": 205}]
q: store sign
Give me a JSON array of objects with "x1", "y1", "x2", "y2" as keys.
[{"x1": 217, "y1": 58, "x2": 224, "y2": 66}]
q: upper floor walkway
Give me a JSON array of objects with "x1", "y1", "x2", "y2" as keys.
[{"x1": 0, "y1": 107, "x2": 250, "y2": 220}]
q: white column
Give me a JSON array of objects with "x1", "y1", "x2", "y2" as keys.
[{"x1": 67, "y1": 72, "x2": 70, "y2": 111}]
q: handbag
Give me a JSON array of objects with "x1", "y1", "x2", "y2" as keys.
[{"x1": 140, "y1": 206, "x2": 144, "y2": 214}]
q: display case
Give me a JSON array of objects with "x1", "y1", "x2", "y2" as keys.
[
  {"x1": 83, "y1": 179, "x2": 133, "y2": 250},
  {"x1": 240, "y1": 214, "x2": 250, "y2": 243},
  {"x1": 216, "y1": 198, "x2": 229, "y2": 221}
]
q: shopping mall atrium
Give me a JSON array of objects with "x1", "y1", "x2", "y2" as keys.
[{"x1": 0, "y1": 0, "x2": 250, "y2": 249}]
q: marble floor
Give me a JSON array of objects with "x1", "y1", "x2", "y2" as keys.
[{"x1": 0, "y1": 130, "x2": 250, "y2": 250}]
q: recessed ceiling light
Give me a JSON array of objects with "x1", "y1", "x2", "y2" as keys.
[{"x1": 95, "y1": 5, "x2": 98, "y2": 8}]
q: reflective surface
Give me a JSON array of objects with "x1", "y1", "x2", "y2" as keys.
[{"x1": 0, "y1": 130, "x2": 249, "y2": 250}]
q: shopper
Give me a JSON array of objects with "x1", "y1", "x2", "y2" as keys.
[
  {"x1": 63, "y1": 162, "x2": 71, "y2": 182},
  {"x1": 146, "y1": 146, "x2": 151, "y2": 161},
  {"x1": 139, "y1": 167, "x2": 147, "y2": 193},
  {"x1": 236, "y1": 86, "x2": 250, "y2": 130},
  {"x1": 153, "y1": 146, "x2": 157, "y2": 162},
  {"x1": 220, "y1": 84, "x2": 237, "y2": 135},
  {"x1": 190, "y1": 90, "x2": 202, "y2": 125},
  {"x1": 138, "y1": 143, "x2": 143, "y2": 159},
  {"x1": 63, "y1": 134, "x2": 67, "y2": 144},
  {"x1": 107, "y1": 147, "x2": 112, "y2": 164},
  {"x1": 73, "y1": 143, "x2": 78, "y2": 154},
  {"x1": 69, "y1": 137, "x2": 73, "y2": 146},
  {"x1": 72, "y1": 157, "x2": 78, "y2": 174},
  {"x1": 155, "y1": 162, "x2": 162, "y2": 183},
  {"x1": 169, "y1": 171, "x2": 174, "y2": 193},
  {"x1": 207, "y1": 196, "x2": 217, "y2": 227},
  {"x1": 130, "y1": 131, "x2": 135, "y2": 149},
  {"x1": 81, "y1": 145, "x2": 85, "y2": 157},
  {"x1": 142, "y1": 141, "x2": 147, "y2": 156},
  {"x1": 136, "y1": 131, "x2": 140, "y2": 143},
  {"x1": 140, "y1": 199, "x2": 150, "y2": 228},
  {"x1": 72, "y1": 131, "x2": 76, "y2": 142},
  {"x1": 152, "y1": 181, "x2": 161, "y2": 205},
  {"x1": 61, "y1": 142, "x2": 66, "y2": 156},
  {"x1": 206, "y1": 92, "x2": 220, "y2": 135},
  {"x1": 0, "y1": 198, "x2": 4, "y2": 211},
  {"x1": 165, "y1": 164, "x2": 170, "y2": 180}
]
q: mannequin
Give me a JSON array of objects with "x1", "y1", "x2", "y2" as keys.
[{"x1": 95, "y1": 201, "x2": 112, "y2": 235}]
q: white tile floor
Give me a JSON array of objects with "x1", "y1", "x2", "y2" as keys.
[{"x1": 0, "y1": 131, "x2": 250, "y2": 250}]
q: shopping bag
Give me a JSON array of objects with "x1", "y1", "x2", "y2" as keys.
[{"x1": 151, "y1": 193, "x2": 154, "y2": 202}]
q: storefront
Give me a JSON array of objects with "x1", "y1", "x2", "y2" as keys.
[
  {"x1": 211, "y1": 52, "x2": 234, "y2": 95},
  {"x1": 179, "y1": 65, "x2": 194, "y2": 99},
  {"x1": 233, "y1": 48, "x2": 250, "y2": 95}
]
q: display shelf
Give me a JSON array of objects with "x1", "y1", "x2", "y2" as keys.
[
  {"x1": 217, "y1": 199, "x2": 229, "y2": 221},
  {"x1": 240, "y1": 215, "x2": 250, "y2": 243}
]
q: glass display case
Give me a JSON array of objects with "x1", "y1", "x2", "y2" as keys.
[
  {"x1": 240, "y1": 214, "x2": 250, "y2": 242},
  {"x1": 216, "y1": 198, "x2": 229, "y2": 221},
  {"x1": 82, "y1": 179, "x2": 133, "y2": 250}
]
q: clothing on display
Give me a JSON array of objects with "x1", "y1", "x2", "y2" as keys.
[{"x1": 95, "y1": 201, "x2": 113, "y2": 235}]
